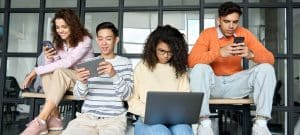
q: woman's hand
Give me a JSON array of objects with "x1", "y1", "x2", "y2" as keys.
[
  {"x1": 97, "y1": 61, "x2": 116, "y2": 77},
  {"x1": 43, "y1": 46, "x2": 57, "y2": 59},
  {"x1": 75, "y1": 68, "x2": 90, "y2": 84},
  {"x1": 21, "y1": 70, "x2": 37, "y2": 90}
]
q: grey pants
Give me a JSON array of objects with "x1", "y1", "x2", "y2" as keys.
[{"x1": 189, "y1": 63, "x2": 276, "y2": 119}]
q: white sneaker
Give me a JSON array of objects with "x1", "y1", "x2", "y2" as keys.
[
  {"x1": 197, "y1": 119, "x2": 214, "y2": 135},
  {"x1": 252, "y1": 123, "x2": 272, "y2": 135}
]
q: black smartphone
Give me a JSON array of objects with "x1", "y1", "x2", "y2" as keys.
[
  {"x1": 233, "y1": 37, "x2": 245, "y2": 44},
  {"x1": 41, "y1": 41, "x2": 54, "y2": 50}
]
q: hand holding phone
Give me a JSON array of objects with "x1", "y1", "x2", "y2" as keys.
[
  {"x1": 42, "y1": 41, "x2": 57, "y2": 59},
  {"x1": 41, "y1": 41, "x2": 55, "y2": 50},
  {"x1": 233, "y1": 37, "x2": 245, "y2": 44},
  {"x1": 232, "y1": 37, "x2": 245, "y2": 56}
]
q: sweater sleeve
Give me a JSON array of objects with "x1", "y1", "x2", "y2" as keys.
[
  {"x1": 178, "y1": 73, "x2": 190, "y2": 92},
  {"x1": 128, "y1": 62, "x2": 146, "y2": 117},
  {"x1": 73, "y1": 80, "x2": 88, "y2": 99},
  {"x1": 188, "y1": 29, "x2": 221, "y2": 68},
  {"x1": 112, "y1": 59, "x2": 134, "y2": 101},
  {"x1": 245, "y1": 30, "x2": 275, "y2": 64},
  {"x1": 34, "y1": 37, "x2": 93, "y2": 75}
]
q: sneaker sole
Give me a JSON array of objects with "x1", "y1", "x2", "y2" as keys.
[
  {"x1": 40, "y1": 130, "x2": 48, "y2": 135},
  {"x1": 49, "y1": 127, "x2": 63, "y2": 131}
]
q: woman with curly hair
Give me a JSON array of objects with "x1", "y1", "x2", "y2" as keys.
[
  {"x1": 21, "y1": 9, "x2": 94, "y2": 135},
  {"x1": 128, "y1": 25, "x2": 193, "y2": 135}
]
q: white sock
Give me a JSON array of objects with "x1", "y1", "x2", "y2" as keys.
[
  {"x1": 200, "y1": 119, "x2": 211, "y2": 127},
  {"x1": 255, "y1": 119, "x2": 267, "y2": 127}
]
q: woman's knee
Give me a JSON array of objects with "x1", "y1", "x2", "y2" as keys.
[
  {"x1": 149, "y1": 124, "x2": 171, "y2": 135},
  {"x1": 53, "y1": 68, "x2": 67, "y2": 75},
  {"x1": 170, "y1": 124, "x2": 193, "y2": 135},
  {"x1": 135, "y1": 123, "x2": 171, "y2": 135}
]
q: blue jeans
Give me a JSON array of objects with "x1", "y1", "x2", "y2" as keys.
[
  {"x1": 134, "y1": 119, "x2": 194, "y2": 135},
  {"x1": 189, "y1": 63, "x2": 276, "y2": 118}
]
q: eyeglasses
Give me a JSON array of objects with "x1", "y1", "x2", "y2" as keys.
[{"x1": 157, "y1": 49, "x2": 173, "y2": 56}]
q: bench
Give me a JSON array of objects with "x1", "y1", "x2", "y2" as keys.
[
  {"x1": 21, "y1": 92, "x2": 84, "y2": 100},
  {"x1": 209, "y1": 98, "x2": 253, "y2": 104},
  {"x1": 22, "y1": 92, "x2": 254, "y2": 104},
  {"x1": 21, "y1": 92, "x2": 254, "y2": 135}
]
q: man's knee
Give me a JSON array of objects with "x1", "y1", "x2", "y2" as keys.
[
  {"x1": 192, "y1": 64, "x2": 211, "y2": 71},
  {"x1": 256, "y1": 63, "x2": 275, "y2": 74},
  {"x1": 189, "y1": 64, "x2": 211, "y2": 77}
]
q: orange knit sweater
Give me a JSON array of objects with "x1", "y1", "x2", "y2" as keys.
[{"x1": 188, "y1": 26, "x2": 274, "y2": 76}]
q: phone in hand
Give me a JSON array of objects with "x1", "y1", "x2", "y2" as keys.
[
  {"x1": 232, "y1": 37, "x2": 245, "y2": 56},
  {"x1": 41, "y1": 41, "x2": 55, "y2": 50},
  {"x1": 233, "y1": 37, "x2": 245, "y2": 44}
]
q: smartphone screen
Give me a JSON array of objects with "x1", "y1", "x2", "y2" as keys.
[
  {"x1": 41, "y1": 41, "x2": 54, "y2": 49},
  {"x1": 233, "y1": 37, "x2": 245, "y2": 44}
]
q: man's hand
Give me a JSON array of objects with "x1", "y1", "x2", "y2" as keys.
[
  {"x1": 220, "y1": 43, "x2": 254, "y2": 59},
  {"x1": 244, "y1": 50, "x2": 254, "y2": 59},
  {"x1": 75, "y1": 68, "x2": 90, "y2": 84},
  {"x1": 220, "y1": 44, "x2": 236, "y2": 57},
  {"x1": 97, "y1": 61, "x2": 116, "y2": 77},
  {"x1": 231, "y1": 43, "x2": 254, "y2": 59},
  {"x1": 21, "y1": 70, "x2": 37, "y2": 89},
  {"x1": 43, "y1": 46, "x2": 56, "y2": 59}
]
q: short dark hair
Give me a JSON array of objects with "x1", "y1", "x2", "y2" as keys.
[
  {"x1": 218, "y1": 2, "x2": 242, "y2": 17},
  {"x1": 96, "y1": 22, "x2": 118, "y2": 37}
]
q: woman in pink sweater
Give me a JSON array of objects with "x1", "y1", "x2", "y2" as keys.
[{"x1": 20, "y1": 9, "x2": 94, "y2": 135}]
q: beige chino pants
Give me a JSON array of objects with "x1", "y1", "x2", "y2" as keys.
[
  {"x1": 62, "y1": 113, "x2": 127, "y2": 135},
  {"x1": 41, "y1": 68, "x2": 76, "y2": 106}
]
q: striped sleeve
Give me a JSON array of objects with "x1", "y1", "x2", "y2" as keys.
[
  {"x1": 112, "y1": 58, "x2": 134, "y2": 101},
  {"x1": 73, "y1": 80, "x2": 89, "y2": 98}
]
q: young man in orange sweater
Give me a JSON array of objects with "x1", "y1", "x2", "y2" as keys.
[{"x1": 188, "y1": 2, "x2": 276, "y2": 135}]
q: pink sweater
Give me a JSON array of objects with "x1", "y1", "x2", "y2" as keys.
[{"x1": 34, "y1": 36, "x2": 94, "y2": 75}]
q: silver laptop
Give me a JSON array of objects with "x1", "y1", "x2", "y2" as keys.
[{"x1": 144, "y1": 91, "x2": 204, "y2": 125}]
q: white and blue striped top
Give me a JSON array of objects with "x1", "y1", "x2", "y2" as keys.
[{"x1": 73, "y1": 55, "x2": 133, "y2": 118}]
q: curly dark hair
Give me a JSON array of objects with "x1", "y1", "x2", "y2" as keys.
[
  {"x1": 218, "y1": 2, "x2": 242, "y2": 17},
  {"x1": 51, "y1": 9, "x2": 92, "y2": 50},
  {"x1": 142, "y1": 25, "x2": 188, "y2": 78}
]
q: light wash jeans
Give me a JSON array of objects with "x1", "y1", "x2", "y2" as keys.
[
  {"x1": 134, "y1": 119, "x2": 194, "y2": 135},
  {"x1": 189, "y1": 63, "x2": 276, "y2": 119}
]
